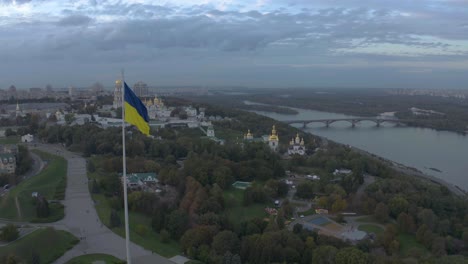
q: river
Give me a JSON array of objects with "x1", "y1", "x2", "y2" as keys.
[{"x1": 246, "y1": 101, "x2": 468, "y2": 192}]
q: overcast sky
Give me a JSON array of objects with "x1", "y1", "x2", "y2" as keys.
[{"x1": 1, "y1": 0, "x2": 467, "y2": 89}]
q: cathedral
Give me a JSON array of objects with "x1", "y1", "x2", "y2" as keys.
[
  {"x1": 268, "y1": 125, "x2": 279, "y2": 151},
  {"x1": 288, "y1": 133, "x2": 306, "y2": 156}
]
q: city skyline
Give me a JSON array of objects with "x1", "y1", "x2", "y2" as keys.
[{"x1": 1, "y1": 0, "x2": 468, "y2": 89}]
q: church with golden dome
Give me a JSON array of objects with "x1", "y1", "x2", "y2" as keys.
[
  {"x1": 288, "y1": 133, "x2": 306, "y2": 156},
  {"x1": 268, "y1": 125, "x2": 279, "y2": 151}
]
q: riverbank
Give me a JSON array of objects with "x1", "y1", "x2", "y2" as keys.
[{"x1": 344, "y1": 143, "x2": 467, "y2": 197}]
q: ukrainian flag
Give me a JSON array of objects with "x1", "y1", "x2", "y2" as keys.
[{"x1": 124, "y1": 82, "x2": 150, "y2": 135}]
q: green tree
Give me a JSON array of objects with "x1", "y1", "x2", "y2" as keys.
[
  {"x1": 296, "y1": 181, "x2": 316, "y2": 199},
  {"x1": 36, "y1": 197, "x2": 50, "y2": 218},
  {"x1": 109, "y1": 209, "x2": 121, "y2": 228},
  {"x1": 160, "y1": 229, "x2": 170, "y2": 243},
  {"x1": 31, "y1": 252, "x2": 40, "y2": 264},
  {"x1": 418, "y1": 209, "x2": 438, "y2": 230},
  {"x1": 397, "y1": 212, "x2": 415, "y2": 234},
  {"x1": 335, "y1": 247, "x2": 368, "y2": 264},
  {"x1": 212, "y1": 230, "x2": 241, "y2": 255},
  {"x1": 0, "y1": 224, "x2": 19, "y2": 242},
  {"x1": 312, "y1": 245, "x2": 338, "y2": 264},
  {"x1": 388, "y1": 196, "x2": 409, "y2": 218},
  {"x1": 166, "y1": 209, "x2": 189, "y2": 239},
  {"x1": 431, "y1": 237, "x2": 447, "y2": 257},
  {"x1": 374, "y1": 202, "x2": 389, "y2": 223}
]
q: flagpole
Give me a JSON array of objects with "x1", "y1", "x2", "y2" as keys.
[{"x1": 121, "y1": 69, "x2": 132, "y2": 264}]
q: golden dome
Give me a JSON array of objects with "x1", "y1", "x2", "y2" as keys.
[
  {"x1": 269, "y1": 125, "x2": 279, "y2": 141},
  {"x1": 115, "y1": 79, "x2": 122, "y2": 86}
]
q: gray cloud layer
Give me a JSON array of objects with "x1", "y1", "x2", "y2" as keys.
[{"x1": 0, "y1": 0, "x2": 467, "y2": 88}]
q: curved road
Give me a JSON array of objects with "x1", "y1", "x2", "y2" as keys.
[{"x1": 30, "y1": 144, "x2": 173, "y2": 264}]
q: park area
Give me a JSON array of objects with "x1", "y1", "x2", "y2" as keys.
[
  {"x1": 223, "y1": 187, "x2": 268, "y2": 226},
  {"x1": 0, "y1": 227, "x2": 78, "y2": 263},
  {"x1": 65, "y1": 254, "x2": 123, "y2": 264},
  {"x1": 0, "y1": 150, "x2": 67, "y2": 222}
]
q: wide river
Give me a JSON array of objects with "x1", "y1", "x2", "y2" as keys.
[{"x1": 248, "y1": 102, "x2": 468, "y2": 191}]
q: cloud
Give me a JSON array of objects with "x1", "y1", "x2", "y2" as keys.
[
  {"x1": 57, "y1": 14, "x2": 92, "y2": 26},
  {"x1": 0, "y1": 0, "x2": 468, "y2": 88}
]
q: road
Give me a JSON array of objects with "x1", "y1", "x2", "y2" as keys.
[{"x1": 27, "y1": 144, "x2": 174, "y2": 264}]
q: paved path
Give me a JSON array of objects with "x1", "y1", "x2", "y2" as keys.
[{"x1": 29, "y1": 144, "x2": 174, "y2": 264}]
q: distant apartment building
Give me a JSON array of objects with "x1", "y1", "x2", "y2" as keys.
[
  {"x1": 113, "y1": 79, "x2": 123, "y2": 109},
  {"x1": 133, "y1": 81, "x2": 148, "y2": 97}
]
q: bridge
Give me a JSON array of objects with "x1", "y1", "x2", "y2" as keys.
[{"x1": 283, "y1": 118, "x2": 405, "y2": 128}]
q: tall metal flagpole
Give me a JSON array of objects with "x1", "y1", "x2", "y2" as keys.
[{"x1": 121, "y1": 69, "x2": 132, "y2": 264}]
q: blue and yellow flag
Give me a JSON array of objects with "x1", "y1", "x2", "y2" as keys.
[{"x1": 124, "y1": 82, "x2": 150, "y2": 135}]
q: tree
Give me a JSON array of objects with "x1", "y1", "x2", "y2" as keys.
[
  {"x1": 418, "y1": 209, "x2": 438, "y2": 230},
  {"x1": 296, "y1": 182, "x2": 316, "y2": 199},
  {"x1": 374, "y1": 202, "x2": 389, "y2": 223},
  {"x1": 388, "y1": 196, "x2": 409, "y2": 218},
  {"x1": 180, "y1": 226, "x2": 214, "y2": 258},
  {"x1": 160, "y1": 229, "x2": 170, "y2": 243},
  {"x1": 335, "y1": 247, "x2": 368, "y2": 264},
  {"x1": 109, "y1": 209, "x2": 121, "y2": 228},
  {"x1": 210, "y1": 166, "x2": 233, "y2": 189},
  {"x1": 166, "y1": 209, "x2": 189, "y2": 239},
  {"x1": 312, "y1": 245, "x2": 338, "y2": 264},
  {"x1": 0, "y1": 224, "x2": 19, "y2": 242},
  {"x1": 397, "y1": 212, "x2": 415, "y2": 234},
  {"x1": 212, "y1": 231, "x2": 241, "y2": 255},
  {"x1": 36, "y1": 197, "x2": 50, "y2": 218},
  {"x1": 31, "y1": 252, "x2": 40, "y2": 264},
  {"x1": 431, "y1": 237, "x2": 447, "y2": 257},
  {"x1": 91, "y1": 179, "x2": 100, "y2": 194},
  {"x1": 293, "y1": 223, "x2": 303, "y2": 234}
]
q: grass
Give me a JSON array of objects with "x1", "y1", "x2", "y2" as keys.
[
  {"x1": 0, "y1": 227, "x2": 78, "y2": 264},
  {"x1": 298, "y1": 208, "x2": 316, "y2": 217},
  {"x1": 356, "y1": 215, "x2": 378, "y2": 223},
  {"x1": 0, "y1": 150, "x2": 67, "y2": 221},
  {"x1": 113, "y1": 212, "x2": 181, "y2": 258},
  {"x1": 0, "y1": 136, "x2": 20, "y2": 144},
  {"x1": 223, "y1": 188, "x2": 268, "y2": 226},
  {"x1": 65, "y1": 254, "x2": 123, "y2": 264},
  {"x1": 89, "y1": 167, "x2": 181, "y2": 258},
  {"x1": 398, "y1": 233, "x2": 428, "y2": 256},
  {"x1": 358, "y1": 224, "x2": 384, "y2": 235}
]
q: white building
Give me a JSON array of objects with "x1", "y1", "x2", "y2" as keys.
[
  {"x1": 207, "y1": 125, "x2": 215, "y2": 138},
  {"x1": 288, "y1": 133, "x2": 306, "y2": 156},
  {"x1": 21, "y1": 134, "x2": 34, "y2": 143}
]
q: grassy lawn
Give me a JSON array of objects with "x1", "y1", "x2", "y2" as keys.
[
  {"x1": 91, "y1": 192, "x2": 181, "y2": 258},
  {"x1": 398, "y1": 233, "x2": 428, "y2": 256},
  {"x1": 0, "y1": 150, "x2": 67, "y2": 221},
  {"x1": 356, "y1": 215, "x2": 378, "y2": 223},
  {"x1": 358, "y1": 224, "x2": 384, "y2": 235},
  {"x1": 65, "y1": 254, "x2": 123, "y2": 264},
  {"x1": 0, "y1": 227, "x2": 78, "y2": 264},
  {"x1": 223, "y1": 188, "x2": 268, "y2": 226},
  {"x1": 89, "y1": 166, "x2": 181, "y2": 259},
  {"x1": 0, "y1": 136, "x2": 20, "y2": 144},
  {"x1": 298, "y1": 208, "x2": 316, "y2": 217}
]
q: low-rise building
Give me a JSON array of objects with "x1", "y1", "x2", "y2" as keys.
[
  {"x1": 0, "y1": 153, "x2": 16, "y2": 174},
  {"x1": 122, "y1": 172, "x2": 159, "y2": 190}
]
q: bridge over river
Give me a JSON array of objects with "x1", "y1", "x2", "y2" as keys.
[{"x1": 284, "y1": 118, "x2": 406, "y2": 128}]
